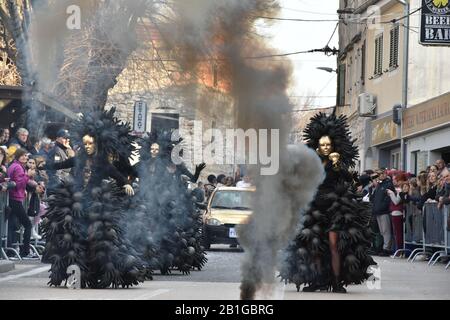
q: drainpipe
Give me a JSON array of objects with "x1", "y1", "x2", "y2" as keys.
[{"x1": 394, "y1": 0, "x2": 410, "y2": 171}]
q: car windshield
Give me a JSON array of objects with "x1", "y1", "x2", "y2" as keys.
[{"x1": 211, "y1": 190, "x2": 253, "y2": 210}]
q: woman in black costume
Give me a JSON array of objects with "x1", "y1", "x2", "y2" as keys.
[
  {"x1": 126, "y1": 130, "x2": 207, "y2": 275},
  {"x1": 280, "y1": 112, "x2": 376, "y2": 293},
  {"x1": 41, "y1": 108, "x2": 147, "y2": 288}
]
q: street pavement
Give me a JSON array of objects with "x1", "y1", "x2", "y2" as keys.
[{"x1": 0, "y1": 245, "x2": 449, "y2": 300}]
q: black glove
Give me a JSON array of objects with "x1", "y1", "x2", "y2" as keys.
[
  {"x1": 193, "y1": 162, "x2": 206, "y2": 182},
  {"x1": 195, "y1": 162, "x2": 206, "y2": 174}
]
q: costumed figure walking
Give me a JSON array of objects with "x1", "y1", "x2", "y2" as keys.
[
  {"x1": 126, "y1": 130, "x2": 207, "y2": 275},
  {"x1": 280, "y1": 112, "x2": 376, "y2": 293},
  {"x1": 41, "y1": 108, "x2": 147, "y2": 288}
]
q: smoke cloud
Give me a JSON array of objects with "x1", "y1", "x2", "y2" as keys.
[
  {"x1": 239, "y1": 145, "x2": 324, "y2": 299},
  {"x1": 21, "y1": 0, "x2": 325, "y2": 297},
  {"x1": 22, "y1": 0, "x2": 148, "y2": 133},
  {"x1": 162, "y1": 0, "x2": 325, "y2": 299}
]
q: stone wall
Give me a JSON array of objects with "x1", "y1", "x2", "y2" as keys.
[
  {"x1": 346, "y1": 113, "x2": 368, "y2": 172},
  {"x1": 107, "y1": 77, "x2": 236, "y2": 182}
]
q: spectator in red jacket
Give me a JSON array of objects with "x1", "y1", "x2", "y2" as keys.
[{"x1": 387, "y1": 172, "x2": 408, "y2": 254}]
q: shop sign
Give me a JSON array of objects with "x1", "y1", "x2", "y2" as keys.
[
  {"x1": 371, "y1": 115, "x2": 399, "y2": 146},
  {"x1": 403, "y1": 91, "x2": 450, "y2": 137},
  {"x1": 420, "y1": 0, "x2": 450, "y2": 45}
]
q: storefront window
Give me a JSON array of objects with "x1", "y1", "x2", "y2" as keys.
[{"x1": 391, "y1": 152, "x2": 400, "y2": 170}]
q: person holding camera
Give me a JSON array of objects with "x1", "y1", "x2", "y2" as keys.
[{"x1": 370, "y1": 168, "x2": 395, "y2": 256}]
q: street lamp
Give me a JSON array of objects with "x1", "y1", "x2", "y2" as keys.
[
  {"x1": 316, "y1": 67, "x2": 337, "y2": 73},
  {"x1": 337, "y1": 8, "x2": 355, "y2": 14},
  {"x1": 316, "y1": 67, "x2": 339, "y2": 114}
]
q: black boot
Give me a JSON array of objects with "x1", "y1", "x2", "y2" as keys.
[
  {"x1": 331, "y1": 277, "x2": 347, "y2": 293},
  {"x1": 302, "y1": 282, "x2": 329, "y2": 292}
]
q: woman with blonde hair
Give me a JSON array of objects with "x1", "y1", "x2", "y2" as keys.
[
  {"x1": 417, "y1": 171, "x2": 428, "y2": 196},
  {"x1": 407, "y1": 177, "x2": 421, "y2": 206},
  {"x1": 417, "y1": 171, "x2": 438, "y2": 210}
]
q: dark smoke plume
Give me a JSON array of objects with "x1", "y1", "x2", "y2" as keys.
[{"x1": 160, "y1": 0, "x2": 325, "y2": 299}]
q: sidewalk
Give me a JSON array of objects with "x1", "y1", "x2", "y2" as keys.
[
  {"x1": 0, "y1": 257, "x2": 449, "y2": 299},
  {"x1": 0, "y1": 260, "x2": 14, "y2": 273}
]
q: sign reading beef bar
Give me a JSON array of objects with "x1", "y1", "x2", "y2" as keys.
[{"x1": 420, "y1": 0, "x2": 450, "y2": 45}]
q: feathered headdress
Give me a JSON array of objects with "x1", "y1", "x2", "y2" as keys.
[
  {"x1": 303, "y1": 112, "x2": 358, "y2": 168},
  {"x1": 71, "y1": 107, "x2": 135, "y2": 161},
  {"x1": 138, "y1": 129, "x2": 183, "y2": 161}
]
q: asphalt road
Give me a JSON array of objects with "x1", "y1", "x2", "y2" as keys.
[{"x1": 0, "y1": 245, "x2": 449, "y2": 300}]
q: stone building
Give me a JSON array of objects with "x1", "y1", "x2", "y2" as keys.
[{"x1": 106, "y1": 21, "x2": 236, "y2": 179}]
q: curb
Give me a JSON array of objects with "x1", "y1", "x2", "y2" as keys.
[{"x1": 0, "y1": 260, "x2": 15, "y2": 273}]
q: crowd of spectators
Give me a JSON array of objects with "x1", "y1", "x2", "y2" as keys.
[
  {"x1": 1, "y1": 124, "x2": 448, "y2": 261},
  {"x1": 0, "y1": 126, "x2": 75, "y2": 259},
  {"x1": 357, "y1": 160, "x2": 450, "y2": 257},
  {"x1": 1, "y1": 125, "x2": 256, "y2": 258},
  {"x1": 193, "y1": 172, "x2": 254, "y2": 203}
]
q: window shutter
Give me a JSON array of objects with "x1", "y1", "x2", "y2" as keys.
[
  {"x1": 394, "y1": 26, "x2": 399, "y2": 67},
  {"x1": 374, "y1": 35, "x2": 383, "y2": 76},
  {"x1": 361, "y1": 41, "x2": 366, "y2": 84},
  {"x1": 374, "y1": 38, "x2": 378, "y2": 75},
  {"x1": 378, "y1": 35, "x2": 383, "y2": 74},
  {"x1": 389, "y1": 29, "x2": 394, "y2": 68},
  {"x1": 389, "y1": 25, "x2": 399, "y2": 68}
]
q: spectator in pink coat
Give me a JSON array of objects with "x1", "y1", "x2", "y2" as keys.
[{"x1": 7, "y1": 148, "x2": 38, "y2": 258}]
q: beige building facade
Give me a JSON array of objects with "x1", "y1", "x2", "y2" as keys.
[
  {"x1": 337, "y1": 0, "x2": 450, "y2": 173},
  {"x1": 105, "y1": 22, "x2": 237, "y2": 179}
]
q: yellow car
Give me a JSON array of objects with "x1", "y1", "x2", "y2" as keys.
[{"x1": 202, "y1": 186, "x2": 255, "y2": 249}]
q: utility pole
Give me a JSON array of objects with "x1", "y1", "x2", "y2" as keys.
[{"x1": 395, "y1": 0, "x2": 410, "y2": 172}]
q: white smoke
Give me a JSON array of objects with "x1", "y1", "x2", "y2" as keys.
[
  {"x1": 239, "y1": 144, "x2": 324, "y2": 299},
  {"x1": 157, "y1": 0, "x2": 326, "y2": 299}
]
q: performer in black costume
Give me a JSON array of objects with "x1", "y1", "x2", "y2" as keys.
[
  {"x1": 41, "y1": 108, "x2": 147, "y2": 288},
  {"x1": 126, "y1": 130, "x2": 207, "y2": 275},
  {"x1": 280, "y1": 112, "x2": 376, "y2": 293}
]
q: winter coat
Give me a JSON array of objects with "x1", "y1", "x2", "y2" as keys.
[
  {"x1": 46, "y1": 142, "x2": 72, "y2": 190},
  {"x1": 26, "y1": 188, "x2": 41, "y2": 217},
  {"x1": 7, "y1": 160, "x2": 29, "y2": 201},
  {"x1": 370, "y1": 178, "x2": 395, "y2": 216},
  {"x1": 417, "y1": 185, "x2": 437, "y2": 210},
  {"x1": 440, "y1": 183, "x2": 450, "y2": 206},
  {"x1": 388, "y1": 187, "x2": 403, "y2": 216},
  {"x1": 0, "y1": 165, "x2": 7, "y2": 183},
  {"x1": 399, "y1": 192, "x2": 410, "y2": 204},
  {"x1": 7, "y1": 137, "x2": 33, "y2": 154}
]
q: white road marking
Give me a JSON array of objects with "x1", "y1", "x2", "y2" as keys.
[
  {"x1": 0, "y1": 266, "x2": 50, "y2": 283},
  {"x1": 133, "y1": 289, "x2": 171, "y2": 300}
]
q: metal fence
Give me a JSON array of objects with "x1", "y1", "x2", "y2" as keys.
[
  {"x1": 404, "y1": 202, "x2": 423, "y2": 244},
  {"x1": 0, "y1": 191, "x2": 7, "y2": 259},
  {"x1": 0, "y1": 191, "x2": 43, "y2": 261},
  {"x1": 394, "y1": 202, "x2": 449, "y2": 269}
]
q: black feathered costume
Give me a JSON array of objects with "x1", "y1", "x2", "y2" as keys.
[
  {"x1": 41, "y1": 108, "x2": 147, "y2": 288},
  {"x1": 280, "y1": 112, "x2": 376, "y2": 293},
  {"x1": 125, "y1": 130, "x2": 207, "y2": 275}
]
